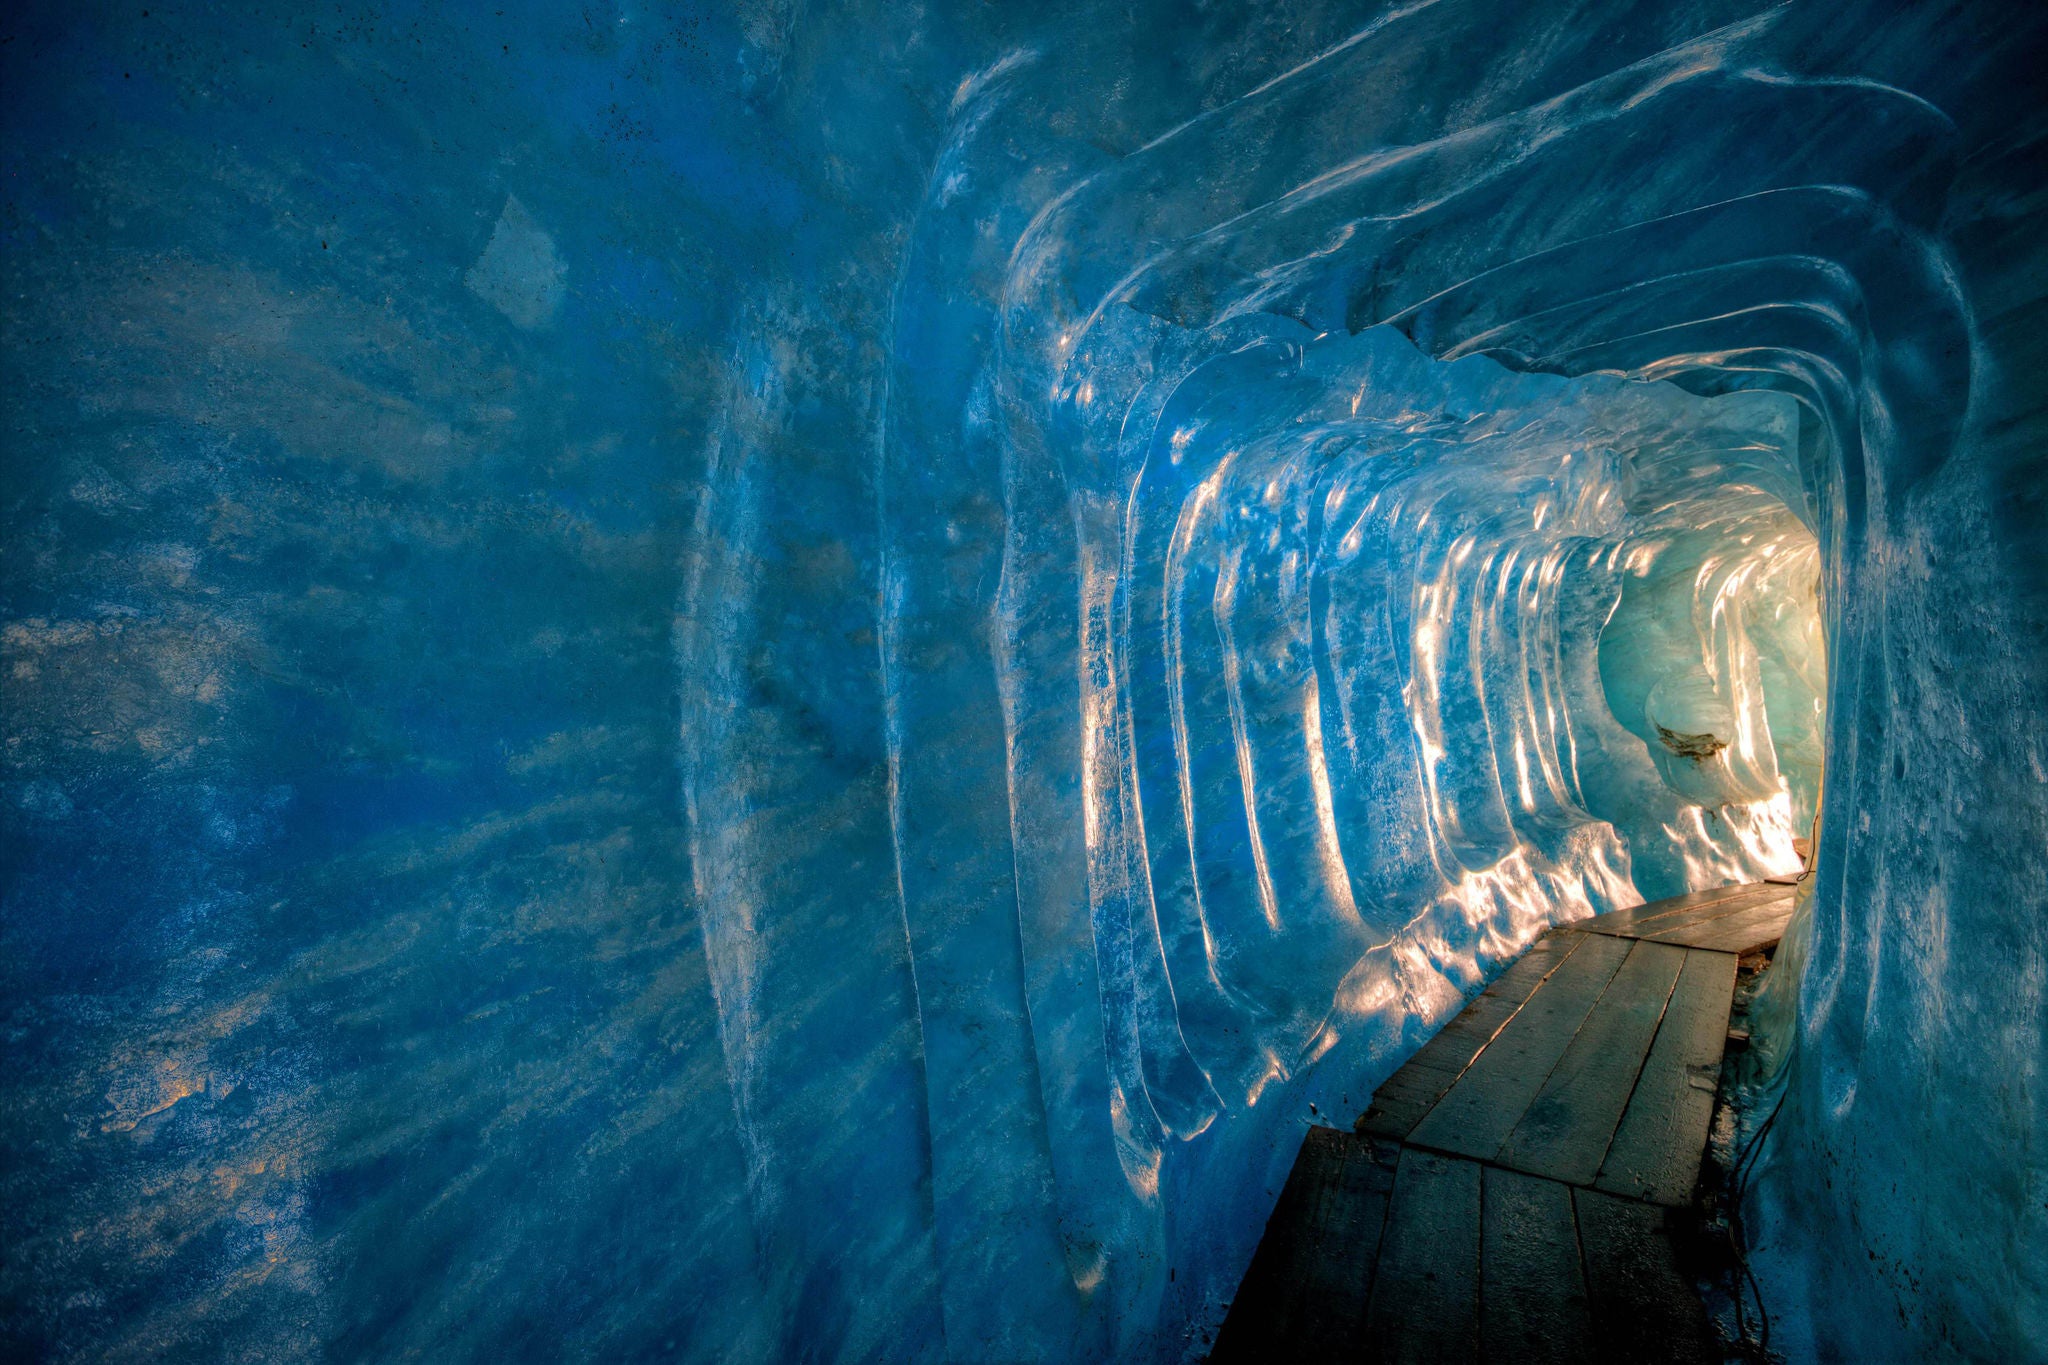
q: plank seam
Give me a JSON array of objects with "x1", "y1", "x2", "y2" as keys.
[
  {"x1": 1361, "y1": 929, "x2": 1591, "y2": 1137},
  {"x1": 1573, "y1": 946, "x2": 1687, "y2": 1188}
]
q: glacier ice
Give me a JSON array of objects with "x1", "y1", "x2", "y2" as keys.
[{"x1": 2, "y1": 0, "x2": 2045, "y2": 1362}]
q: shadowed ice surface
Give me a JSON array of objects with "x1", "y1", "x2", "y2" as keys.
[{"x1": 3, "y1": 1, "x2": 2045, "y2": 1361}]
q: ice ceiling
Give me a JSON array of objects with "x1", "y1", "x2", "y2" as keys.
[{"x1": 3, "y1": 1, "x2": 2045, "y2": 1362}]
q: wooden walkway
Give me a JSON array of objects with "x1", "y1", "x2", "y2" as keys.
[{"x1": 1212, "y1": 881, "x2": 1797, "y2": 1363}]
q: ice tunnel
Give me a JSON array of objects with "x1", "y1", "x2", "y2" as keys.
[{"x1": 2, "y1": 0, "x2": 2045, "y2": 1361}]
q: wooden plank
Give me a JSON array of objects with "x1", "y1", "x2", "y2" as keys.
[
  {"x1": 1620, "y1": 881, "x2": 1761, "y2": 915},
  {"x1": 1362, "y1": 1149, "x2": 1481, "y2": 1365},
  {"x1": 1641, "y1": 895, "x2": 1789, "y2": 951},
  {"x1": 1574, "y1": 1188, "x2": 1720, "y2": 1364},
  {"x1": 1479, "y1": 1166, "x2": 1593, "y2": 1363},
  {"x1": 1628, "y1": 886, "x2": 1789, "y2": 940},
  {"x1": 1577, "y1": 881, "x2": 1759, "y2": 935},
  {"x1": 1583, "y1": 883, "x2": 1786, "y2": 941},
  {"x1": 1210, "y1": 1128, "x2": 1399, "y2": 1359},
  {"x1": 1404, "y1": 933, "x2": 1632, "y2": 1161},
  {"x1": 1357, "y1": 930, "x2": 1586, "y2": 1141},
  {"x1": 1495, "y1": 939, "x2": 1686, "y2": 1186},
  {"x1": 1582, "y1": 883, "x2": 1783, "y2": 941},
  {"x1": 1652, "y1": 895, "x2": 1795, "y2": 954},
  {"x1": 1597, "y1": 947, "x2": 1738, "y2": 1205}
]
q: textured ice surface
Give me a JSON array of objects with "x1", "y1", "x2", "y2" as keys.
[{"x1": 2, "y1": 1, "x2": 2045, "y2": 1362}]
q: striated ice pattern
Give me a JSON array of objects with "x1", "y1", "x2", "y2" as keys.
[{"x1": 3, "y1": 1, "x2": 2044, "y2": 1362}]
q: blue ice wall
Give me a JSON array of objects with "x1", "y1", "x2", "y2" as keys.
[{"x1": 3, "y1": 2, "x2": 2045, "y2": 1362}]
